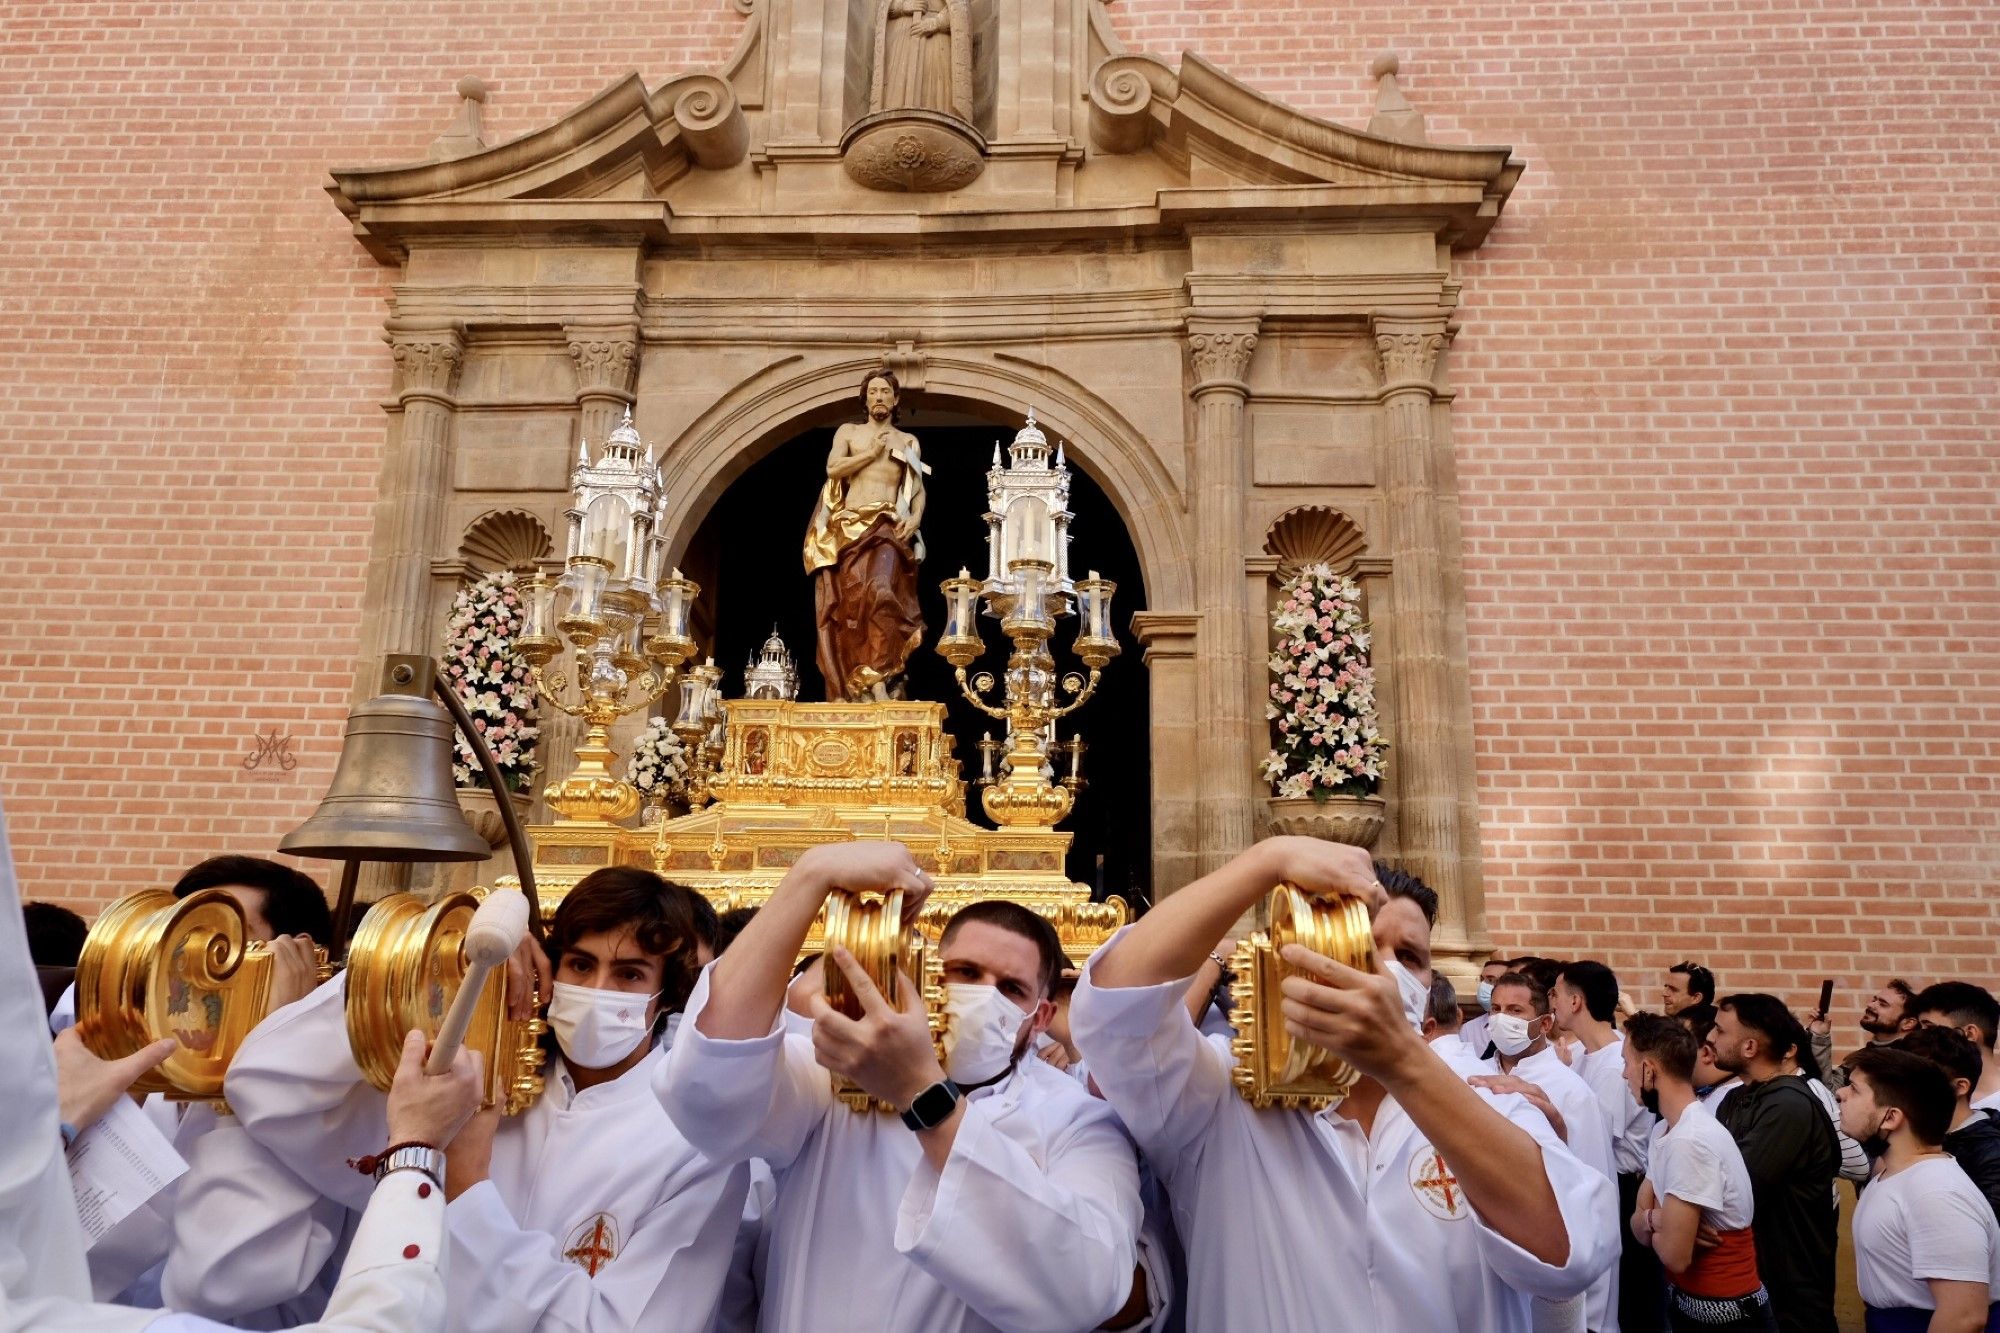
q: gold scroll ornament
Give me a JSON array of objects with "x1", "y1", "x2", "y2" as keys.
[
  {"x1": 74, "y1": 888, "x2": 331, "y2": 1102},
  {"x1": 1227, "y1": 883, "x2": 1377, "y2": 1111},
  {"x1": 821, "y1": 883, "x2": 948, "y2": 1112},
  {"x1": 343, "y1": 889, "x2": 548, "y2": 1115}
]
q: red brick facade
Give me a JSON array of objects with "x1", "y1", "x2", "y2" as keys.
[{"x1": 2, "y1": 2, "x2": 1993, "y2": 1009}]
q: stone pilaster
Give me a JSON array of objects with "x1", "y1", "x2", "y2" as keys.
[
  {"x1": 371, "y1": 320, "x2": 464, "y2": 664},
  {"x1": 565, "y1": 324, "x2": 639, "y2": 444},
  {"x1": 1372, "y1": 317, "x2": 1473, "y2": 967},
  {"x1": 1186, "y1": 319, "x2": 1260, "y2": 873},
  {"x1": 1131, "y1": 611, "x2": 1202, "y2": 897}
]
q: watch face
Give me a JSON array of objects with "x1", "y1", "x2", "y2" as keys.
[{"x1": 910, "y1": 1081, "x2": 958, "y2": 1126}]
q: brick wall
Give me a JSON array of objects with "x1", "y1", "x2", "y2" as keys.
[{"x1": 2, "y1": 2, "x2": 1993, "y2": 1014}]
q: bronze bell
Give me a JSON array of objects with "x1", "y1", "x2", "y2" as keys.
[{"x1": 280, "y1": 655, "x2": 490, "y2": 863}]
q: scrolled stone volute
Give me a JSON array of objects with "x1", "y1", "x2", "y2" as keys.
[
  {"x1": 661, "y1": 74, "x2": 748, "y2": 169},
  {"x1": 1089, "y1": 55, "x2": 1176, "y2": 155}
]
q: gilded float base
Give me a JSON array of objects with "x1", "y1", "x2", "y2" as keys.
[{"x1": 519, "y1": 700, "x2": 1127, "y2": 960}]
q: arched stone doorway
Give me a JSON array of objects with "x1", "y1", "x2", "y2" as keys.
[{"x1": 677, "y1": 391, "x2": 1156, "y2": 902}]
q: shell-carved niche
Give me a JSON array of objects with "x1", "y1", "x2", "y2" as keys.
[
  {"x1": 1263, "y1": 505, "x2": 1367, "y2": 577},
  {"x1": 459, "y1": 509, "x2": 553, "y2": 575}
]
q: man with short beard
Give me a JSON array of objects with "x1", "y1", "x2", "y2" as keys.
[
  {"x1": 1706, "y1": 995, "x2": 1839, "y2": 1333},
  {"x1": 1809, "y1": 977, "x2": 1918, "y2": 1092},
  {"x1": 656, "y1": 841, "x2": 1142, "y2": 1332}
]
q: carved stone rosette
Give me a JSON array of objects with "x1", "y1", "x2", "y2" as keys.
[{"x1": 841, "y1": 109, "x2": 986, "y2": 193}]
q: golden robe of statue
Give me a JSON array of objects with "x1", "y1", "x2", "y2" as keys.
[
  {"x1": 804, "y1": 370, "x2": 931, "y2": 701},
  {"x1": 871, "y1": 0, "x2": 974, "y2": 123}
]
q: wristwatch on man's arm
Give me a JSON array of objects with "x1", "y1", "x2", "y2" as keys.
[{"x1": 900, "y1": 1080, "x2": 963, "y2": 1132}]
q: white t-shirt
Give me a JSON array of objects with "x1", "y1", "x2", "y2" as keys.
[
  {"x1": 1645, "y1": 1100, "x2": 1754, "y2": 1232},
  {"x1": 1852, "y1": 1155, "x2": 2000, "y2": 1310},
  {"x1": 1974, "y1": 1090, "x2": 2000, "y2": 1115}
]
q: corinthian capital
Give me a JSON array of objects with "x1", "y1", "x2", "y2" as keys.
[
  {"x1": 1186, "y1": 320, "x2": 1260, "y2": 395},
  {"x1": 565, "y1": 325, "x2": 639, "y2": 397},
  {"x1": 385, "y1": 322, "x2": 465, "y2": 399},
  {"x1": 1372, "y1": 319, "x2": 1448, "y2": 391}
]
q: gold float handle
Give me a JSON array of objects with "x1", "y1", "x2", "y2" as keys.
[
  {"x1": 1266, "y1": 884, "x2": 1376, "y2": 1086},
  {"x1": 823, "y1": 886, "x2": 908, "y2": 1017}
]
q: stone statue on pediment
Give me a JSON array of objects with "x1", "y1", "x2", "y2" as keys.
[{"x1": 871, "y1": 0, "x2": 973, "y2": 123}]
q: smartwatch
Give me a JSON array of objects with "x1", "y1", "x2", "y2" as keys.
[{"x1": 899, "y1": 1079, "x2": 963, "y2": 1132}]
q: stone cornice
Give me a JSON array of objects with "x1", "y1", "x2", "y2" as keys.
[{"x1": 1129, "y1": 611, "x2": 1201, "y2": 664}]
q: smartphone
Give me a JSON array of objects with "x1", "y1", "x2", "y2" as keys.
[{"x1": 1818, "y1": 978, "x2": 1835, "y2": 1017}]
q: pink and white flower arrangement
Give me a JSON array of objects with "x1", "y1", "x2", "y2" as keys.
[
  {"x1": 1261, "y1": 563, "x2": 1386, "y2": 800},
  {"x1": 444, "y1": 569, "x2": 541, "y2": 794},
  {"x1": 627, "y1": 716, "x2": 688, "y2": 800}
]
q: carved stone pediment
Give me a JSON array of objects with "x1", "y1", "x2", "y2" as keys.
[{"x1": 325, "y1": 0, "x2": 1520, "y2": 261}]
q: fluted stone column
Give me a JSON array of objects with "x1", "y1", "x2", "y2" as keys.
[
  {"x1": 1186, "y1": 320, "x2": 1260, "y2": 874},
  {"x1": 1373, "y1": 317, "x2": 1473, "y2": 964},
  {"x1": 566, "y1": 324, "x2": 639, "y2": 444},
  {"x1": 370, "y1": 321, "x2": 465, "y2": 664}
]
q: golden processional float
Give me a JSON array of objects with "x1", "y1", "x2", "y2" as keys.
[{"x1": 76, "y1": 408, "x2": 1375, "y2": 1116}]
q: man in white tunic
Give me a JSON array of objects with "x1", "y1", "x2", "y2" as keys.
[
  {"x1": 1069, "y1": 836, "x2": 1618, "y2": 1333},
  {"x1": 225, "y1": 867, "x2": 749, "y2": 1333},
  {"x1": 1473, "y1": 968, "x2": 1620, "y2": 1332},
  {"x1": 655, "y1": 841, "x2": 1143, "y2": 1333}
]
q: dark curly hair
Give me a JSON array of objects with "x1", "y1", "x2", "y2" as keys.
[{"x1": 547, "y1": 867, "x2": 708, "y2": 1026}]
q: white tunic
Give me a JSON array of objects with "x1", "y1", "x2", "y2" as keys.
[
  {"x1": 1575, "y1": 1037, "x2": 1654, "y2": 1175},
  {"x1": 229, "y1": 972, "x2": 749, "y2": 1332},
  {"x1": 1068, "y1": 931, "x2": 1619, "y2": 1333},
  {"x1": 656, "y1": 966, "x2": 1144, "y2": 1333},
  {"x1": 1513, "y1": 1044, "x2": 1620, "y2": 1333},
  {"x1": 1428, "y1": 1032, "x2": 1496, "y2": 1078}
]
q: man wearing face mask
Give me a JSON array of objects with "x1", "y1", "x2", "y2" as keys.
[
  {"x1": 655, "y1": 840, "x2": 1142, "y2": 1333},
  {"x1": 1472, "y1": 969, "x2": 1619, "y2": 1333},
  {"x1": 1069, "y1": 836, "x2": 1616, "y2": 1332},
  {"x1": 1461, "y1": 956, "x2": 1514, "y2": 1060},
  {"x1": 224, "y1": 867, "x2": 750, "y2": 1332}
]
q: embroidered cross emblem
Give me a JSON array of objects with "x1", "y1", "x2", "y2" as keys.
[
  {"x1": 562, "y1": 1213, "x2": 619, "y2": 1275},
  {"x1": 1409, "y1": 1148, "x2": 1467, "y2": 1220}
]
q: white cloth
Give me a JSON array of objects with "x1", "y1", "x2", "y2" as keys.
[
  {"x1": 1644, "y1": 1101, "x2": 1754, "y2": 1232},
  {"x1": 231, "y1": 970, "x2": 749, "y2": 1333},
  {"x1": 1429, "y1": 1032, "x2": 1495, "y2": 1078},
  {"x1": 713, "y1": 1159, "x2": 777, "y2": 1333},
  {"x1": 1803, "y1": 1076, "x2": 1872, "y2": 1187},
  {"x1": 1067, "y1": 927, "x2": 1619, "y2": 1333},
  {"x1": 160, "y1": 1114, "x2": 355, "y2": 1327},
  {"x1": 1512, "y1": 1045, "x2": 1620, "y2": 1333},
  {"x1": 1576, "y1": 1037, "x2": 1653, "y2": 1175},
  {"x1": 447, "y1": 1045, "x2": 749, "y2": 1333},
  {"x1": 1974, "y1": 1090, "x2": 2000, "y2": 1115},
  {"x1": 86, "y1": 1099, "x2": 215, "y2": 1305},
  {"x1": 1852, "y1": 1155, "x2": 2000, "y2": 1310},
  {"x1": 1700, "y1": 1077, "x2": 1742, "y2": 1109},
  {"x1": 656, "y1": 964, "x2": 1144, "y2": 1333}
]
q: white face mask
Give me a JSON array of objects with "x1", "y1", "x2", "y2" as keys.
[
  {"x1": 1489, "y1": 1011, "x2": 1539, "y2": 1057},
  {"x1": 1382, "y1": 958, "x2": 1429, "y2": 1033},
  {"x1": 1476, "y1": 980, "x2": 1496, "y2": 1012},
  {"x1": 943, "y1": 983, "x2": 1030, "y2": 1085},
  {"x1": 547, "y1": 981, "x2": 658, "y2": 1069}
]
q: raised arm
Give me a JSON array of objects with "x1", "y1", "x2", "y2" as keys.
[
  {"x1": 696, "y1": 840, "x2": 931, "y2": 1041},
  {"x1": 1087, "y1": 837, "x2": 1379, "y2": 990}
]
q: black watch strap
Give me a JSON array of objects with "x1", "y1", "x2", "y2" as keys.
[{"x1": 899, "y1": 1079, "x2": 963, "y2": 1131}]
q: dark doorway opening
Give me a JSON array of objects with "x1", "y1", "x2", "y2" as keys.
[{"x1": 684, "y1": 410, "x2": 1153, "y2": 905}]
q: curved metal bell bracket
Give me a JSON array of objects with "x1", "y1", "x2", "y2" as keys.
[{"x1": 821, "y1": 883, "x2": 947, "y2": 1113}]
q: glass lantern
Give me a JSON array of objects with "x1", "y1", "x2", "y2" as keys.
[
  {"x1": 1003, "y1": 560, "x2": 1054, "y2": 638},
  {"x1": 646, "y1": 570, "x2": 698, "y2": 666},
  {"x1": 1073, "y1": 570, "x2": 1120, "y2": 668},
  {"x1": 559, "y1": 557, "x2": 613, "y2": 644},
  {"x1": 937, "y1": 568, "x2": 984, "y2": 667},
  {"x1": 518, "y1": 571, "x2": 561, "y2": 665}
]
